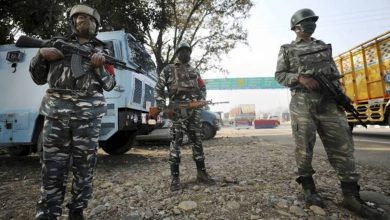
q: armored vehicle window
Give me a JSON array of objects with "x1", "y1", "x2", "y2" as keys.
[
  {"x1": 127, "y1": 34, "x2": 157, "y2": 79},
  {"x1": 103, "y1": 41, "x2": 115, "y2": 57}
]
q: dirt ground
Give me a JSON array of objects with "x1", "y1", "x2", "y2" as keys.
[{"x1": 0, "y1": 127, "x2": 389, "y2": 220}]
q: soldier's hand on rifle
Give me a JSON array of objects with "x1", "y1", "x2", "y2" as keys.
[
  {"x1": 39, "y1": 48, "x2": 64, "y2": 61},
  {"x1": 163, "y1": 108, "x2": 175, "y2": 119},
  {"x1": 90, "y1": 52, "x2": 106, "y2": 67},
  {"x1": 298, "y1": 75, "x2": 319, "y2": 91}
]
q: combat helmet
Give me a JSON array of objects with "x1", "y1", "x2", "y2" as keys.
[
  {"x1": 69, "y1": 4, "x2": 100, "y2": 34},
  {"x1": 290, "y1": 8, "x2": 318, "y2": 30},
  {"x1": 175, "y1": 41, "x2": 192, "y2": 54}
]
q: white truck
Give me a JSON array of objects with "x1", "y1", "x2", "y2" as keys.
[{"x1": 0, "y1": 30, "x2": 158, "y2": 156}]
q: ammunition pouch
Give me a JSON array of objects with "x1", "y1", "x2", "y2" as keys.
[
  {"x1": 297, "y1": 44, "x2": 333, "y2": 77},
  {"x1": 171, "y1": 64, "x2": 200, "y2": 95}
]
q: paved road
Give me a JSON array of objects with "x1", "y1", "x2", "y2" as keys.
[{"x1": 217, "y1": 125, "x2": 390, "y2": 170}]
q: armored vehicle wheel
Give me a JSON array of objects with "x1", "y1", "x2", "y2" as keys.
[
  {"x1": 7, "y1": 145, "x2": 32, "y2": 156},
  {"x1": 348, "y1": 122, "x2": 354, "y2": 132},
  {"x1": 202, "y1": 122, "x2": 216, "y2": 140},
  {"x1": 100, "y1": 131, "x2": 136, "y2": 155},
  {"x1": 37, "y1": 131, "x2": 43, "y2": 161}
]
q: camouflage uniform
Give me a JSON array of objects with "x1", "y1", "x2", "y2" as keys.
[
  {"x1": 273, "y1": 9, "x2": 388, "y2": 219},
  {"x1": 30, "y1": 36, "x2": 116, "y2": 218},
  {"x1": 275, "y1": 37, "x2": 359, "y2": 182},
  {"x1": 154, "y1": 61, "x2": 206, "y2": 166}
]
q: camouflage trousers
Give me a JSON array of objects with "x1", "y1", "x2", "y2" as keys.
[
  {"x1": 36, "y1": 117, "x2": 101, "y2": 218},
  {"x1": 169, "y1": 109, "x2": 205, "y2": 165},
  {"x1": 290, "y1": 92, "x2": 360, "y2": 182}
]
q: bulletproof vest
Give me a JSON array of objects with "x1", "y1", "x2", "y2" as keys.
[
  {"x1": 171, "y1": 64, "x2": 200, "y2": 95},
  {"x1": 296, "y1": 43, "x2": 334, "y2": 77}
]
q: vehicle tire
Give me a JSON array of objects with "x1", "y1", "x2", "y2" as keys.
[
  {"x1": 100, "y1": 131, "x2": 136, "y2": 155},
  {"x1": 348, "y1": 122, "x2": 354, "y2": 132},
  {"x1": 37, "y1": 130, "x2": 43, "y2": 161},
  {"x1": 7, "y1": 145, "x2": 31, "y2": 157},
  {"x1": 202, "y1": 123, "x2": 216, "y2": 140},
  {"x1": 388, "y1": 114, "x2": 390, "y2": 127}
]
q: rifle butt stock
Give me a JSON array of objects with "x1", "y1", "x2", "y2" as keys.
[{"x1": 15, "y1": 36, "x2": 47, "y2": 48}]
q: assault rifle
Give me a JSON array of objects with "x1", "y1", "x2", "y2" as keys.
[
  {"x1": 15, "y1": 35, "x2": 145, "y2": 77},
  {"x1": 149, "y1": 100, "x2": 229, "y2": 119},
  {"x1": 313, "y1": 73, "x2": 367, "y2": 128},
  {"x1": 297, "y1": 44, "x2": 367, "y2": 128}
]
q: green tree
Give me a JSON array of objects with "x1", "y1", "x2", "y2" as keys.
[
  {"x1": 0, "y1": 0, "x2": 253, "y2": 76},
  {"x1": 145, "y1": 0, "x2": 253, "y2": 75},
  {"x1": 0, "y1": 0, "x2": 154, "y2": 44}
]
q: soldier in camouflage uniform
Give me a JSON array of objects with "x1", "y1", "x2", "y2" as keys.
[
  {"x1": 154, "y1": 41, "x2": 215, "y2": 192},
  {"x1": 30, "y1": 4, "x2": 116, "y2": 220},
  {"x1": 275, "y1": 8, "x2": 386, "y2": 219}
]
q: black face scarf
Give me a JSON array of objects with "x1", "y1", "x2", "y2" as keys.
[
  {"x1": 299, "y1": 20, "x2": 317, "y2": 34},
  {"x1": 177, "y1": 49, "x2": 191, "y2": 63}
]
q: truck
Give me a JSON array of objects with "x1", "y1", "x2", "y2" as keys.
[
  {"x1": 334, "y1": 31, "x2": 390, "y2": 129},
  {"x1": 229, "y1": 104, "x2": 256, "y2": 129},
  {"x1": 0, "y1": 30, "x2": 158, "y2": 156}
]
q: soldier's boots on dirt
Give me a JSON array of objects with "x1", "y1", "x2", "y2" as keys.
[
  {"x1": 196, "y1": 169, "x2": 216, "y2": 185},
  {"x1": 170, "y1": 164, "x2": 182, "y2": 192},
  {"x1": 68, "y1": 208, "x2": 85, "y2": 220},
  {"x1": 35, "y1": 203, "x2": 58, "y2": 220},
  {"x1": 296, "y1": 176, "x2": 324, "y2": 207},
  {"x1": 170, "y1": 176, "x2": 182, "y2": 192},
  {"x1": 196, "y1": 160, "x2": 215, "y2": 185},
  {"x1": 341, "y1": 181, "x2": 387, "y2": 220},
  {"x1": 35, "y1": 214, "x2": 57, "y2": 220}
]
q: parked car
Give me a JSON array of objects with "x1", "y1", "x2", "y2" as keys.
[
  {"x1": 201, "y1": 109, "x2": 221, "y2": 140},
  {"x1": 136, "y1": 109, "x2": 221, "y2": 143}
]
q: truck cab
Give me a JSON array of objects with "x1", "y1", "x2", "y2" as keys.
[{"x1": 0, "y1": 30, "x2": 158, "y2": 156}]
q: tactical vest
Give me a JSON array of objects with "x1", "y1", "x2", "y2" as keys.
[
  {"x1": 170, "y1": 64, "x2": 200, "y2": 96},
  {"x1": 295, "y1": 43, "x2": 334, "y2": 77}
]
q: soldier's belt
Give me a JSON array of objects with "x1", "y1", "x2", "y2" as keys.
[{"x1": 46, "y1": 88, "x2": 98, "y2": 97}]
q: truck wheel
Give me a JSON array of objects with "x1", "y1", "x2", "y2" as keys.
[
  {"x1": 100, "y1": 131, "x2": 136, "y2": 155},
  {"x1": 202, "y1": 123, "x2": 216, "y2": 140},
  {"x1": 388, "y1": 114, "x2": 390, "y2": 127},
  {"x1": 7, "y1": 145, "x2": 31, "y2": 157},
  {"x1": 348, "y1": 123, "x2": 354, "y2": 132}
]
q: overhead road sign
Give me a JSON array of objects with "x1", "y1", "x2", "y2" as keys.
[{"x1": 204, "y1": 77, "x2": 284, "y2": 90}]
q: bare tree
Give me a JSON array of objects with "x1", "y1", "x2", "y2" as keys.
[{"x1": 146, "y1": 0, "x2": 253, "y2": 75}]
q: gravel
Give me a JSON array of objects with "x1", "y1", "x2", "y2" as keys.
[{"x1": 0, "y1": 128, "x2": 389, "y2": 219}]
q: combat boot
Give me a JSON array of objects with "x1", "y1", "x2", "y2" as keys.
[
  {"x1": 35, "y1": 214, "x2": 57, "y2": 220},
  {"x1": 341, "y1": 181, "x2": 387, "y2": 220},
  {"x1": 35, "y1": 202, "x2": 57, "y2": 220},
  {"x1": 68, "y1": 208, "x2": 84, "y2": 220},
  {"x1": 296, "y1": 176, "x2": 324, "y2": 207},
  {"x1": 195, "y1": 160, "x2": 215, "y2": 185},
  {"x1": 170, "y1": 164, "x2": 182, "y2": 192}
]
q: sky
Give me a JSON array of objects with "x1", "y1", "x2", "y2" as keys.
[{"x1": 203, "y1": 0, "x2": 390, "y2": 115}]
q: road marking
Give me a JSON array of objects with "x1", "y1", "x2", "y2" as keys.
[
  {"x1": 354, "y1": 138, "x2": 390, "y2": 145},
  {"x1": 355, "y1": 147, "x2": 390, "y2": 151}
]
